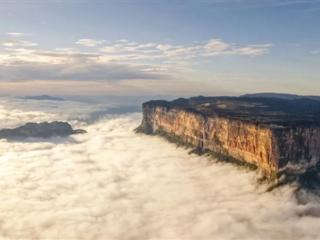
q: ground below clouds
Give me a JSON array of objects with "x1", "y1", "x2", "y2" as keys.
[{"x1": 0, "y1": 100, "x2": 319, "y2": 240}]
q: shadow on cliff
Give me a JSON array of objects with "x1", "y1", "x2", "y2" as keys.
[
  {"x1": 264, "y1": 163, "x2": 320, "y2": 205},
  {"x1": 295, "y1": 165, "x2": 320, "y2": 205}
]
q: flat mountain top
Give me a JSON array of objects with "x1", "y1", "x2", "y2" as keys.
[{"x1": 144, "y1": 96, "x2": 320, "y2": 128}]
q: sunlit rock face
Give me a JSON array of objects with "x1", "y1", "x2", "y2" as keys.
[{"x1": 137, "y1": 96, "x2": 320, "y2": 177}]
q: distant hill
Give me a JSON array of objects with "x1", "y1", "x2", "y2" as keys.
[
  {"x1": 21, "y1": 95, "x2": 65, "y2": 101},
  {"x1": 241, "y1": 93, "x2": 320, "y2": 101},
  {"x1": 0, "y1": 121, "x2": 86, "y2": 139}
]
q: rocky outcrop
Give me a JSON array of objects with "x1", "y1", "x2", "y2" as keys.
[
  {"x1": 137, "y1": 97, "x2": 320, "y2": 179},
  {"x1": 0, "y1": 121, "x2": 86, "y2": 139}
]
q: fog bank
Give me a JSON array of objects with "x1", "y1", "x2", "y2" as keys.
[{"x1": 0, "y1": 100, "x2": 319, "y2": 240}]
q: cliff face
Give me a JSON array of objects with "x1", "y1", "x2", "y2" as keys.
[{"x1": 138, "y1": 97, "x2": 320, "y2": 178}]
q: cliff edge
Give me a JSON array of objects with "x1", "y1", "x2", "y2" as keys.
[{"x1": 136, "y1": 96, "x2": 320, "y2": 180}]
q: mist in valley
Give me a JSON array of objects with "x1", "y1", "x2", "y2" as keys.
[{"x1": 0, "y1": 98, "x2": 319, "y2": 240}]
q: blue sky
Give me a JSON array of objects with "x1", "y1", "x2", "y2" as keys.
[{"x1": 0, "y1": 0, "x2": 319, "y2": 96}]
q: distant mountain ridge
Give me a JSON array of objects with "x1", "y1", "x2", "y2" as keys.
[
  {"x1": 241, "y1": 93, "x2": 320, "y2": 101},
  {"x1": 20, "y1": 95, "x2": 65, "y2": 101}
]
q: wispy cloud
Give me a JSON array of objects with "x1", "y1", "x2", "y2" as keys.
[
  {"x1": 2, "y1": 39, "x2": 38, "y2": 47},
  {"x1": 76, "y1": 38, "x2": 106, "y2": 47},
  {"x1": 0, "y1": 35, "x2": 271, "y2": 82},
  {"x1": 7, "y1": 32, "x2": 26, "y2": 37},
  {"x1": 100, "y1": 38, "x2": 272, "y2": 62},
  {"x1": 0, "y1": 50, "x2": 166, "y2": 81}
]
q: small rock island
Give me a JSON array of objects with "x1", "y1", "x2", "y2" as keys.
[
  {"x1": 0, "y1": 121, "x2": 86, "y2": 139},
  {"x1": 137, "y1": 95, "x2": 320, "y2": 179}
]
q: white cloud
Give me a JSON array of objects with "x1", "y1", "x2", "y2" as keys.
[
  {"x1": 76, "y1": 38, "x2": 106, "y2": 47},
  {"x1": 0, "y1": 62, "x2": 165, "y2": 81},
  {"x1": 7, "y1": 32, "x2": 25, "y2": 37},
  {"x1": 156, "y1": 44, "x2": 172, "y2": 51},
  {"x1": 0, "y1": 48, "x2": 166, "y2": 81},
  {"x1": 232, "y1": 46, "x2": 270, "y2": 56},
  {"x1": 2, "y1": 39, "x2": 38, "y2": 47},
  {"x1": 100, "y1": 38, "x2": 272, "y2": 61},
  {"x1": 205, "y1": 38, "x2": 230, "y2": 52},
  {"x1": 0, "y1": 36, "x2": 272, "y2": 83},
  {"x1": 0, "y1": 99, "x2": 318, "y2": 240}
]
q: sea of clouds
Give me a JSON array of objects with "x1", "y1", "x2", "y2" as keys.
[{"x1": 0, "y1": 97, "x2": 319, "y2": 240}]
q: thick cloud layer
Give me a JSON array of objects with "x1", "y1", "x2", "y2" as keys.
[{"x1": 0, "y1": 100, "x2": 319, "y2": 240}]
